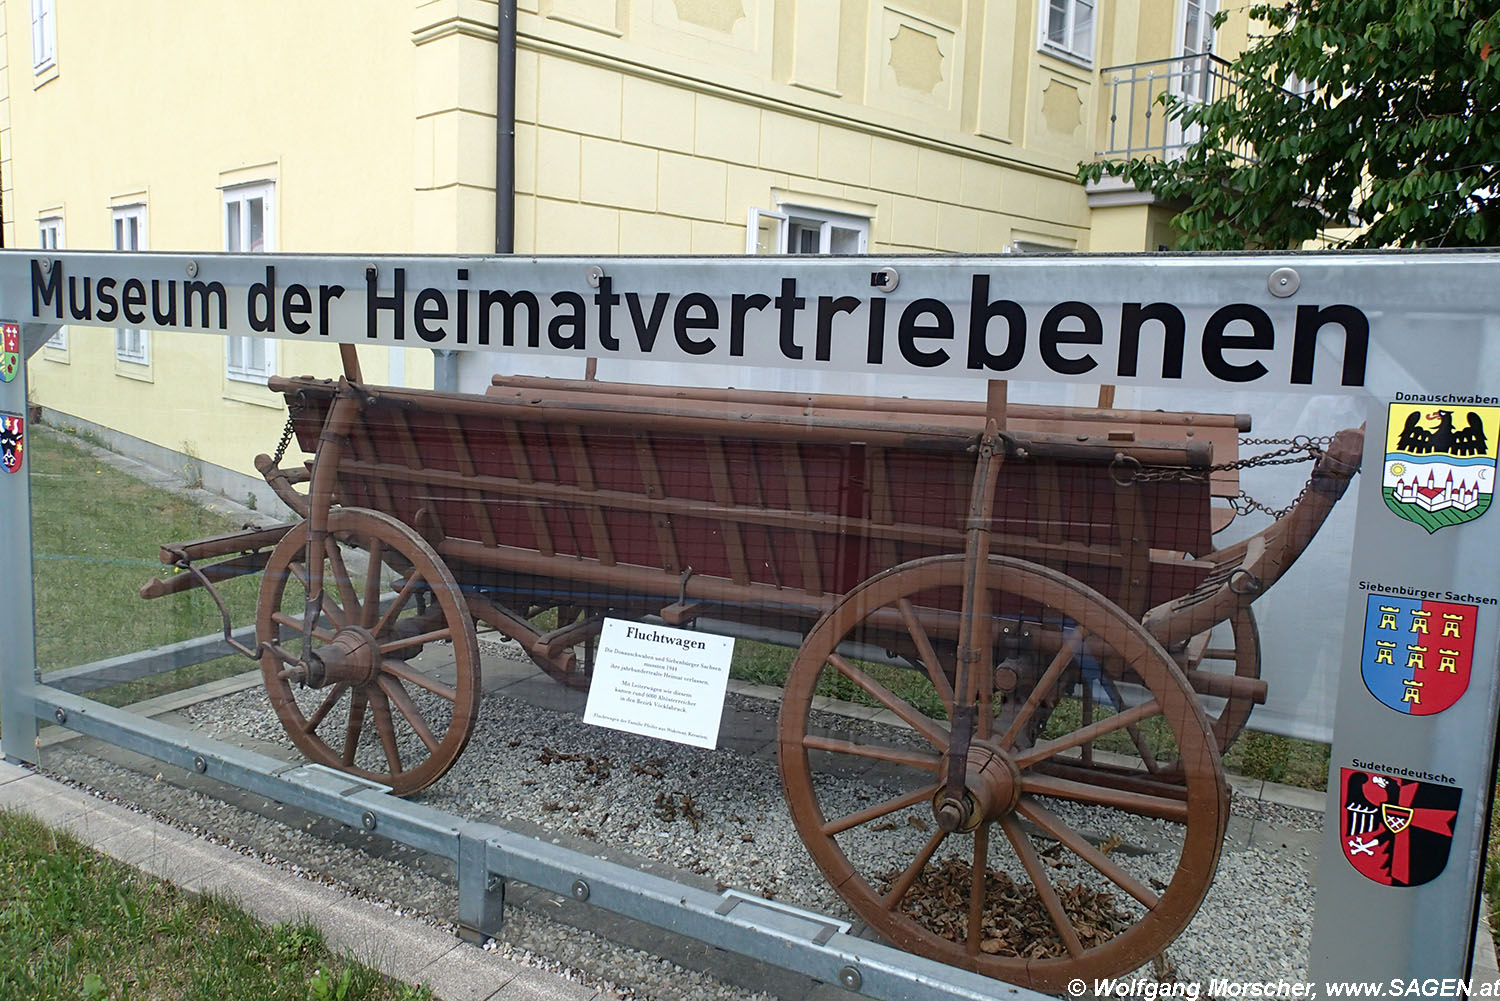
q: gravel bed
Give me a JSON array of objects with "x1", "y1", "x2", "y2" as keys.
[{"x1": 164, "y1": 647, "x2": 1323, "y2": 995}]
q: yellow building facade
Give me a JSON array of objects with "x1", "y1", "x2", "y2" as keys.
[{"x1": 3, "y1": 0, "x2": 1250, "y2": 502}]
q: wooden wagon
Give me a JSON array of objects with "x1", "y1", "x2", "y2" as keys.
[{"x1": 146, "y1": 347, "x2": 1363, "y2": 990}]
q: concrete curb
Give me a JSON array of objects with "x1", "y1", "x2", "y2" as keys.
[{"x1": 0, "y1": 758, "x2": 605, "y2": 1001}]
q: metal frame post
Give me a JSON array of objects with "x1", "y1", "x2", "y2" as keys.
[{"x1": 1, "y1": 323, "x2": 52, "y2": 763}]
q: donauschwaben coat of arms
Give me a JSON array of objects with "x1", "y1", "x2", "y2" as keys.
[
  {"x1": 1383, "y1": 403, "x2": 1499, "y2": 532},
  {"x1": 0, "y1": 322, "x2": 18, "y2": 383}
]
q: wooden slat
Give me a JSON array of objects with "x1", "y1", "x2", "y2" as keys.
[
  {"x1": 1112, "y1": 475, "x2": 1154, "y2": 619},
  {"x1": 781, "y1": 442, "x2": 823, "y2": 596},
  {"x1": 866, "y1": 446, "x2": 900, "y2": 572},
  {"x1": 634, "y1": 435, "x2": 681, "y2": 575},
  {"x1": 347, "y1": 418, "x2": 397, "y2": 515},
  {"x1": 502, "y1": 421, "x2": 555, "y2": 557},
  {"x1": 704, "y1": 437, "x2": 751, "y2": 585},
  {"x1": 565, "y1": 427, "x2": 616, "y2": 566},
  {"x1": 747, "y1": 441, "x2": 784, "y2": 588},
  {"x1": 389, "y1": 410, "x2": 424, "y2": 470},
  {"x1": 1034, "y1": 460, "x2": 1065, "y2": 545},
  {"x1": 441, "y1": 414, "x2": 498, "y2": 548},
  {"x1": 335, "y1": 455, "x2": 1145, "y2": 572}
]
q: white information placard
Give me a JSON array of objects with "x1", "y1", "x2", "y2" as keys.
[{"x1": 583, "y1": 619, "x2": 736, "y2": 749}]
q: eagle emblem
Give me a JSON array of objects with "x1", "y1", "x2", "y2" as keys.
[
  {"x1": 0, "y1": 412, "x2": 22, "y2": 474},
  {"x1": 1383, "y1": 403, "x2": 1499, "y2": 532},
  {"x1": 1340, "y1": 769, "x2": 1460, "y2": 887}
]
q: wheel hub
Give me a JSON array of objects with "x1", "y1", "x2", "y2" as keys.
[
  {"x1": 311, "y1": 625, "x2": 382, "y2": 686},
  {"x1": 934, "y1": 739, "x2": 1022, "y2": 832}
]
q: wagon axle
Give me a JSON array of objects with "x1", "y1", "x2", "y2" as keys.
[{"x1": 934, "y1": 739, "x2": 1022, "y2": 833}]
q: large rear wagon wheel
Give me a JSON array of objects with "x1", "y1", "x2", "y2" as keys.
[
  {"x1": 777, "y1": 555, "x2": 1226, "y2": 991},
  {"x1": 257, "y1": 508, "x2": 481, "y2": 795}
]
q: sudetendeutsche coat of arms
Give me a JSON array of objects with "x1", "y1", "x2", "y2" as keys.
[{"x1": 1382, "y1": 403, "x2": 1499, "y2": 532}]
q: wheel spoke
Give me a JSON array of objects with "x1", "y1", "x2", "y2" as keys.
[
  {"x1": 1080, "y1": 680, "x2": 1095, "y2": 766},
  {"x1": 897, "y1": 598, "x2": 955, "y2": 716},
  {"x1": 1015, "y1": 798, "x2": 1159, "y2": 909},
  {"x1": 1013, "y1": 699, "x2": 1162, "y2": 769},
  {"x1": 828, "y1": 652, "x2": 950, "y2": 751},
  {"x1": 966, "y1": 823, "x2": 990, "y2": 956},
  {"x1": 821, "y1": 783, "x2": 941, "y2": 837},
  {"x1": 271, "y1": 611, "x2": 334, "y2": 644},
  {"x1": 802, "y1": 735, "x2": 941, "y2": 772},
  {"x1": 372, "y1": 573, "x2": 425, "y2": 638},
  {"x1": 1099, "y1": 674, "x2": 1163, "y2": 773},
  {"x1": 324, "y1": 537, "x2": 362, "y2": 621},
  {"x1": 381, "y1": 659, "x2": 458, "y2": 703},
  {"x1": 881, "y1": 827, "x2": 947, "y2": 911},
  {"x1": 343, "y1": 689, "x2": 369, "y2": 766},
  {"x1": 367, "y1": 687, "x2": 404, "y2": 776},
  {"x1": 381, "y1": 626, "x2": 452, "y2": 656},
  {"x1": 1021, "y1": 772, "x2": 1189, "y2": 823},
  {"x1": 998, "y1": 815, "x2": 1084, "y2": 958},
  {"x1": 378, "y1": 675, "x2": 439, "y2": 753},
  {"x1": 998, "y1": 626, "x2": 1084, "y2": 750},
  {"x1": 302, "y1": 683, "x2": 349, "y2": 734},
  {"x1": 361, "y1": 538, "x2": 385, "y2": 627}
]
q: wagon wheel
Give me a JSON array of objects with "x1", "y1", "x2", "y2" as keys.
[
  {"x1": 777, "y1": 555, "x2": 1226, "y2": 991},
  {"x1": 1180, "y1": 607, "x2": 1260, "y2": 752},
  {"x1": 257, "y1": 507, "x2": 482, "y2": 795}
]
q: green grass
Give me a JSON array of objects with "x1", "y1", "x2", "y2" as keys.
[
  {"x1": 29, "y1": 427, "x2": 263, "y2": 707},
  {"x1": 0, "y1": 808, "x2": 431, "y2": 1001}
]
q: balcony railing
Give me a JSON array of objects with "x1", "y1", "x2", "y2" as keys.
[{"x1": 1097, "y1": 53, "x2": 1248, "y2": 162}]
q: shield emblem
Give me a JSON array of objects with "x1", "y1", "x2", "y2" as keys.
[
  {"x1": 1359, "y1": 595, "x2": 1475, "y2": 715},
  {"x1": 1380, "y1": 804, "x2": 1413, "y2": 834},
  {"x1": 0, "y1": 322, "x2": 18, "y2": 384},
  {"x1": 1340, "y1": 769, "x2": 1460, "y2": 887},
  {"x1": 1383, "y1": 403, "x2": 1499, "y2": 532},
  {"x1": 0, "y1": 412, "x2": 22, "y2": 474}
]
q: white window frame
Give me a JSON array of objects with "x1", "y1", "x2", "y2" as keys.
[
  {"x1": 745, "y1": 205, "x2": 869, "y2": 255},
  {"x1": 30, "y1": 0, "x2": 56, "y2": 72},
  {"x1": 39, "y1": 217, "x2": 67, "y2": 351},
  {"x1": 223, "y1": 181, "x2": 276, "y2": 384},
  {"x1": 112, "y1": 204, "x2": 148, "y2": 366},
  {"x1": 1038, "y1": 0, "x2": 1094, "y2": 66}
]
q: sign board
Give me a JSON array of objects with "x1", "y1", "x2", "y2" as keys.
[
  {"x1": 583, "y1": 618, "x2": 735, "y2": 749},
  {"x1": 4, "y1": 249, "x2": 1500, "y2": 987}
]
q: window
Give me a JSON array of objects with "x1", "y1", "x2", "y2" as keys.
[
  {"x1": 746, "y1": 205, "x2": 869, "y2": 255},
  {"x1": 1039, "y1": 0, "x2": 1094, "y2": 64},
  {"x1": 223, "y1": 182, "x2": 275, "y2": 383},
  {"x1": 31, "y1": 0, "x2": 55, "y2": 72},
  {"x1": 112, "y1": 205, "x2": 147, "y2": 365},
  {"x1": 39, "y1": 217, "x2": 66, "y2": 350},
  {"x1": 1178, "y1": 0, "x2": 1218, "y2": 102}
]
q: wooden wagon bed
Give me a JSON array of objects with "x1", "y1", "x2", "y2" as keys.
[{"x1": 143, "y1": 363, "x2": 1362, "y2": 992}]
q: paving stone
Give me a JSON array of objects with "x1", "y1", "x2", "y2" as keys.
[
  {"x1": 487, "y1": 966, "x2": 600, "y2": 1001},
  {"x1": 322, "y1": 896, "x2": 459, "y2": 983},
  {"x1": 410, "y1": 941, "x2": 522, "y2": 1001},
  {"x1": 0, "y1": 759, "x2": 33, "y2": 785}
]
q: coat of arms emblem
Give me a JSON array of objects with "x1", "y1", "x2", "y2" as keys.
[
  {"x1": 0, "y1": 412, "x2": 23, "y2": 474},
  {"x1": 1382, "y1": 403, "x2": 1499, "y2": 532},
  {"x1": 0, "y1": 322, "x2": 18, "y2": 383},
  {"x1": 1359, "y1": 595, "x2": 1475, "y2": 716},
  {"x1": 1340, "y1": 769, "x2": 1460, "y2": 887}
]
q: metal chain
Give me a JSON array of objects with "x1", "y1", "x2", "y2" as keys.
[
  {"x1": 270, "y1": 401, "x2": 304, "y2": 466},
  {"x1": 1121, "y1": 435, "x2": 1336, "y2": 520}
]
